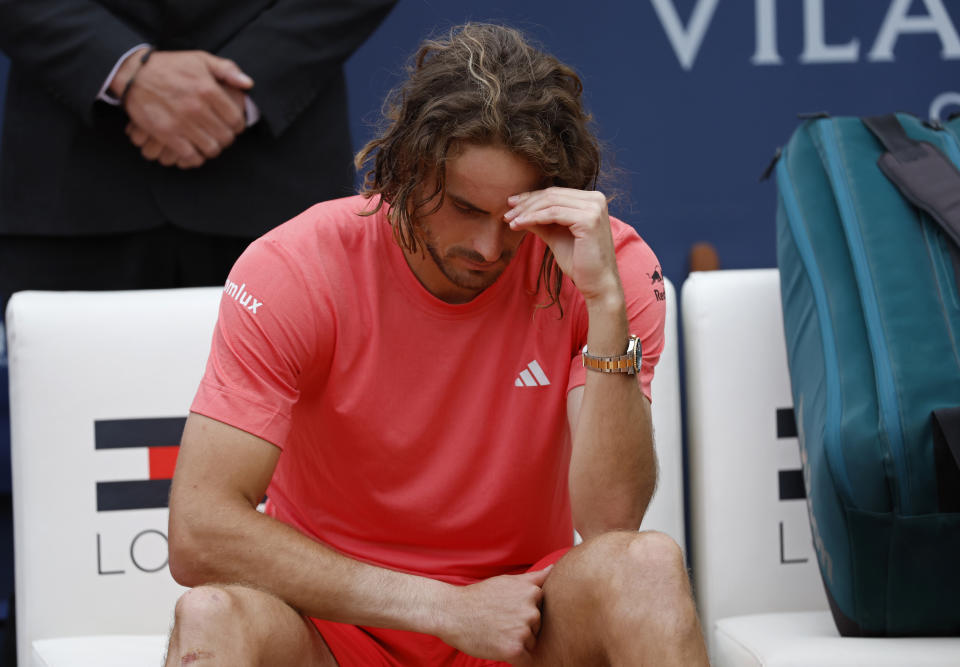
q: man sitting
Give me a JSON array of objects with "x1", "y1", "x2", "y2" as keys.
[{"x1": 164, "y1": 23, "x2": 708, "y2": 666}]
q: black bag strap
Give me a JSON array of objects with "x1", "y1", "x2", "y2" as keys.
[
  {"x1": 932, "y1": 408, "x2": 960, "y2": 512},
  {"x1": 862, "y1": 114, "x2": 960, "y2": 251}
]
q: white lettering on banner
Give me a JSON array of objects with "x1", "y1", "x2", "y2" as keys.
[
  {"x1": 650, "y1": 0, "x2": 721, "y2": 70},
  {"x1": 752, "y1": 0, "x2": 783, "y2": 65},
  {"x1": 869, "y1": 0, "x2": 960, "y2": 62},
  {"x1": 800, "y1": 0, "x2": 859, "y2": 64},
  {"x1": 660, "y1": 0, "x2": 960, "y2": 69},
  {"x1": 931, "y1": 91, "x2": 960, "y2": 120}
]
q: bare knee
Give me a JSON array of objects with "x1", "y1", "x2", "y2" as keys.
[
  {"x1": 174, "y1": 585, "x2": 246, "y2": 632},
  {"x1": 624, "y1": 531, "x2": 687, "y2": 584},
  {"x1": 606, "y1": 532, "x2": 699, "y2": 636}
]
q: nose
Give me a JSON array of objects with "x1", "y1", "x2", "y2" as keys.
[{"x1": 472, "y1": 218, "x2": 506, "y2": 263}]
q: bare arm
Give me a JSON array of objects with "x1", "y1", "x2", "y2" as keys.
[
  {"x1": 566, "y1": 382, "x2": 655, "y2": 538},
  {"x1": 170, "y1": 412, "x2": 549, "y2": 663},
  {"x1": 505, "y1": 188, "x2": 657, "y2": 539}
]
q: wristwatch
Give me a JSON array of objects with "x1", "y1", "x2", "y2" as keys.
[{"x1": 582, "y1": 335, "x2": 641, "y2": 375}]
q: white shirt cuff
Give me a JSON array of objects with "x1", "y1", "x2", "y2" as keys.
[
  {"x1": 97, "y1": 43, "x2": 151, "y2": 105},
  {"x1": 244, "y1": 95, "x2": 260, "y2": 127}
]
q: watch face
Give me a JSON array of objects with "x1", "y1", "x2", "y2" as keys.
[{"x1": 631, "y1": 336, "x2": 642, "y2": 374}]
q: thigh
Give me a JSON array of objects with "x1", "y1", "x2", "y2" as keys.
[
  {"x1": 0, "y1": 230, "x2": 174, "y2": 309},
  {"x1": 527, "y1": 533, "x2": 642, "y2": 666}
]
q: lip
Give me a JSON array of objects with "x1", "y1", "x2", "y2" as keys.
[{"x1": 459, "y1": 257, "x2": 499, "y2": 271}]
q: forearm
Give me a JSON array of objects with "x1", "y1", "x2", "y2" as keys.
[
  {"x1": 170, "y1": 498, "x2": 454, "y2": 634},
  {"x1": 569, "y1": 290, "x2": 657, "y2": 539}
]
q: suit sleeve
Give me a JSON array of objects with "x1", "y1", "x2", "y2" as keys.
[
  {"x1": 0, "y1": 0, "x2": 146, "y2": 124},
  {"x1": 216, "y1": 0, "x2": 396, "y2": 137}
]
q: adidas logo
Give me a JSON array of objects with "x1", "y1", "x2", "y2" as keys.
[{"x1": 514, "y1": 360, "x2": 550, "y2": 387}]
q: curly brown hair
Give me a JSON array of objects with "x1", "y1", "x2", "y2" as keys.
[{"x1": 354, "y1": 23, "x2": 603, "y2": 313}]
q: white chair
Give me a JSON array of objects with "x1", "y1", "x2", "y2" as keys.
[
  {"x1": 682, "y1": 268, "x2": 960, "y2": 666},
  {"x1": 7, "y1": 278, "x2": 685, "y2": 666},
  {"x1": 7, "y1": 288, "x2": 221, "y2": 667}
]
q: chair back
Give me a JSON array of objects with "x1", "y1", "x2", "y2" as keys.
[
  {"x1": 681, "y1": 269, "x2": 828, "y2": 654},
  {"x1": 7, "y1": 287, "x2": 222, "y2": 667}
]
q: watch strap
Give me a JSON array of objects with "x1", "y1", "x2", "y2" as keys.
[{"x1": 582, "y1": 335, "x2": 641, "y2": 375}]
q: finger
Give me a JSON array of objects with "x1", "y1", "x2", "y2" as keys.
[
  {"x1": 126, "y1": 123, "x2": 150, "y2": 148},
  {"x1": 184, "y1": 84, "x2": 245, "y2": 137},
  {"x1": 169, "y1": 143, "x2": 205, "y2": 169},
  {"x1": 167, "y1": 136, "x2": 206, "y2": 167},
  {"x1": 522, "y1": 564, "x2": 553, "y2": 587},
  {"x1": 205, "y1": 55, "x2": 254, "y2": 90},
  {"x1": 508, "y1": 205, "x2": 590, "y2": 230},
  {"x1": 508, "y1": 187, "x2": 604, "y2": 211},
  {"x1": 196, "y1": 107, "x2": 239, "y2": 150},
  {"x1": 505, "y1": 190, "x2": 602, "y2": 224},
  {"x1": 177, "y1": 120, "x2": 225, "y2": 159},
  {"x1": 157, "y1": 146, "x2": 181, "y2": 167},
  {"x1": 176, "y1": 153, "x2": 205, "y2": 169},
  {"x1": 203, "y1": 84, "x2": 247, "y2": 135},
  {"x1": 140, "y1": 137, "x2": 165, "y2": 161},
  {"x1": 184, "y1": 74, "x2": 246, "y2": 138}
]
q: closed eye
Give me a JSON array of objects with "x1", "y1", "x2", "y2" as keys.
[{"x1": 452, "y1": 201, "x2": 483, "y2": 216}]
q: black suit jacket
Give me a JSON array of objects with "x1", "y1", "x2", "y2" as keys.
[{"x1": 0, "y1": 0, "x2": 395, "y2": 238}]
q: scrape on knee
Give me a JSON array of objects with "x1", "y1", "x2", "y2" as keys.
[{"x1": 181, "y1": 649, "x2": 215, "y2": 664}]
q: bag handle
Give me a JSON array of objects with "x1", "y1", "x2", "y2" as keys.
[{"x1": 862, "y1": 114, "x2": 960, "y2": 250}]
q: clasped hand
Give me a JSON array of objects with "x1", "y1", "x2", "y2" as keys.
[{"x1": 120, "y1": 50, "x2": 253, "y2": 169}]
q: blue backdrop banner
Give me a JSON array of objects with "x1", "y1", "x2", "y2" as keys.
[
  {"x1": 0, "y1": 1, "x2": 957, "y2": 282},
  {"x1": 344, "y1": 0, "x2": 960, "y2": 283}
]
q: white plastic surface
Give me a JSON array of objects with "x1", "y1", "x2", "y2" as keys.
[
  {"x1": 714, "y1": 611, "x2": 960, "y2": 667},
  {"x1": 682, "y1": 269, "x2": 829, "y2": 656},
  {"x1": 8, "y1": 288, "x2": 221, "y2": 667},
  {"x1": 32, "y1": 635, "x2": 168, "y2": 667}
]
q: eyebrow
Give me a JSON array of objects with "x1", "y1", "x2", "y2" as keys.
[{"x1": 446, "y1": 192, "x2": 489, "y2": 215}]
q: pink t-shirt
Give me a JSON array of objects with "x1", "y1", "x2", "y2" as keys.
[{"x1": 191, "y1": 195, "x2": 665, "y2": 584}]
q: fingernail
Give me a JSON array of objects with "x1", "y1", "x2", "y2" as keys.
[
  {"x1": 236, "y1": 73, "x2": 254, "y2": 87},
  {"x1": 504, "y1": 208, "x2": 517, "y2": 220}
]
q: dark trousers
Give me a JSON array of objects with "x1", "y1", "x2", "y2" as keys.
[{"x1": 0, "y1": 225, "x2": 255, "y2": 312}]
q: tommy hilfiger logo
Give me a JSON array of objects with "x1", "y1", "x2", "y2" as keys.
[
  {"x1": 224, "y1": 279, "x2": 263, "y2": 314},
  {"x1": 515, "y1": 360, "x2": 551, "y2": 387},
  {"x1": 95, "y1": 417, "x2": 184, "y2": 511}
]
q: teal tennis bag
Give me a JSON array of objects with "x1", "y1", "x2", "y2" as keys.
[{"x1": 775, "y1": 113, "x2": 960, "y2": 636}]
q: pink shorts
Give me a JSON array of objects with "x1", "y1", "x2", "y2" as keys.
[{"x1": 311, "y1": 548, "x2": 570, "y2": 666}]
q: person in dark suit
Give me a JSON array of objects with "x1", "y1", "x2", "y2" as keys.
[{"x1": 0, "y1": 0, "x2": 396, "y2": 305}]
